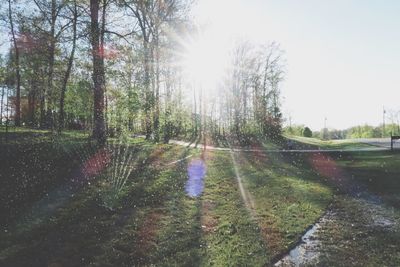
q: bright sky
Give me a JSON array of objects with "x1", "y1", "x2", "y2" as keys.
[{"x1": 190, "y1": 0, "x2": 400, "y2": 130}]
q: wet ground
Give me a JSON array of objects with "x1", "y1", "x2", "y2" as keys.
[
  {"x1": 274, "y1": 193, "x2": 400, "y2": 266},
  {"x1": 274, "y1": 210, "x2": 332, "y2": 266},
  {"x1": 170, "y1": 137, "x2": 400, "y2": 266},
  {"x1": 274, "y1": 182, "x2": 400, "y2": 266},
  {"x1": 2, "y1": 133, "x2": 399, "y2": 266}
]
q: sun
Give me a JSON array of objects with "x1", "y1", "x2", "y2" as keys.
[
  {"x1": 182, "y1": 39, "x2": 209, "y2": 82},
  {"x1": 178, "y1": 0, "x2": 245, "y2": 96},
  {"x1": 181, "y1": 33, "x2": 228, "y2": 96}
]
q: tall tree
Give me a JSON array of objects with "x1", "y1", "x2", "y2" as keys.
[
  {"x1": 0, "y1": 56, "x2": 5, "y2": 125},
  {"x1": 90, "y1": 0, "x2": 106, "y2": 144},
  {"x1": 122, "y1": 0, "x2": 186, "y2": 141},
  {"x1": 32, "y1": 0, "x2": 71, "y2": 128},
  {"x1": 7, "y1": 0, "x2": 21, "y2": 126},
  {"x1": 122, "y1": 0, "x2": 153, "y2": 140},
  {"x1": 58, "y1": 0, "x2": 78, "y2": 133}
]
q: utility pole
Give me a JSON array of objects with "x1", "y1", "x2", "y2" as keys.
[
  {"x1": 397, "y1": 111, "x2": 400, "y2": 135},
  {"x1": 383, "y1": 106, "x2": 386, "y2": 137},
  {"x1": 322, "y1": 117, "x2": 328, "y2": 140}
]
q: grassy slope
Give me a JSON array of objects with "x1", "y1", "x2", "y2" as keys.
[
  {"x1": 0, "y1": 131, "x2": 193, "y2": 266},
  {"x1": 0, "y1": 130, "x2": 268, "y2": 266},
  {"x1": 317, "y1": 151, "x2": 400, "y2": 266},
  {"x1": 285, "y1": 135, "x2": 375, "y2": 150},
  {"x1": 235, "y1": 150, "x2": 332, "y2": 260},
  {"x1": 2, "y1": 128, "x2": 398, "y2": 266},
  {"x1": 336, "y1": 151, "x2": 400, "y2": 198},
  {"x1": 199, "y1": 151, "x2": 268, "y2": 266},
  {"x1": 245, "y1": 137, "x2": 400, "y2": 265}
]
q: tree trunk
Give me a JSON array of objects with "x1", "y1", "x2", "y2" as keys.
[
  {"x1": 8, "y1": 0, "x2": 21, "y2": 126},
  {"x1": 90, "y1": 0, "x2": 106, "y2": 145},
  {"x1": 101, "y1": 0, "x2": 108, "y2": 136},
  {"x1": 46, "y1": 0, "x2": 57, "y2": 130},
  {"x1": 40, "y1": 91, "x2": 45, "y2": 127},
  {"x1": 143, "y1": 40, "x2": 152, "y2": 140},
  {"x1": 153, "y1": 35, "x2": 160, "y2": 142},
  {"x1": 58, "y1": 0, "x2": 77, "y2": 133},
  {"x1": 163, "y1": 69, "x2": 172, "y2": 144},
  {"x1": 28, "y1": 79, "x2": 36, "y2": 126},
  {"x1": 0, "y1": 85, "x2": 4, "y2": 125},
  {"x1": 193, "y1": 87, "x2": 197, "y2": 137}
]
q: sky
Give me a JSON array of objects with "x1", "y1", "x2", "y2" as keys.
[{"x1": 190, "y1": 0, "x2": 400, "y2": 130}]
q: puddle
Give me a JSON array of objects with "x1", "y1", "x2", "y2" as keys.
[
  {"x1": 352, "y1": 197, "x2": 396, "y2": 229},
  {"x1": 372, "y1": 217, "x2": 394, "y2": 228},
  {"x1": 274, "y1": 210, "x2": 335, "y2": 267},
  {"x1": 274, "y1": 225, "x2": 321, "y2": 266}
]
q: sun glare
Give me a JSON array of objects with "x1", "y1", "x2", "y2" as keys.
[
  {"x1": 181, "y1": 35, "x2": 227, "y2": 93},
  {"x1": 179, "y1": 0, "x2": 247, "y2": 95}
]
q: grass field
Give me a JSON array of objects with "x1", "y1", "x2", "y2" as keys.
[
  {"x1": 1, "y1": 128, "x2": 399, "y2": 266},
  {"x1": 285, "y1": 135, "x2": 376, "y2": 150},
  {"x1": 316, "y1": 150, "x2": 400, "y2": 266}
]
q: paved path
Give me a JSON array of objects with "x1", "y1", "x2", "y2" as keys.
[
  {"x1": 352, "y1": 138, "x2": 400, "y2": 149},
  {"x1": 134, "y1": 135, "x2": 396, "y2": 152},
  {"x1": 168, "y1": 139, "x2": 390, "y2": 153}
]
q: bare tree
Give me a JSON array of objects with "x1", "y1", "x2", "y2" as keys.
[{"x1": 218, "y1": 41, "x2": 285, "y2": 142}]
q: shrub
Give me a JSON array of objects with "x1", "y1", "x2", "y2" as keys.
[{"x1": 303, "y1": 127, "x2": 312, "y2": 137}]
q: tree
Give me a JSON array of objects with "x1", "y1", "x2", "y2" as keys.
[
  {"x1": 217, "y1": 41, "x2": 285, "y2": 143},
  {"x1": 90, "y1": 0, "x2": 106, "y2": 145},
  {"x1": 29, "y1": 0, "x2": 77, "y2": 128},
  {"x1": 6, "y1": 0, "x2": 21, "y2": 126},
  {"x1": 58, "y1": 0, "x2": 78, "y2": 133},
  {"x1": 121, "y1": 0, "x2": 188, "y2": 141},
  {"x1": 0, "y1": 56, "x2": 5, "y2": 125},
  {"x1": 122, "y1": 0, "x2": 153, "y2": 140},
  {"x1": 303, "y1": 126, "x2": 312, "y2": 137}
]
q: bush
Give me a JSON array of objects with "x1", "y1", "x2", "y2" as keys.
[{"x1": 303, "y1": 127, "x2": 312, "y2": 137}]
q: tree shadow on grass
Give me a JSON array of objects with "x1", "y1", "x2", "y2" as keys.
[
  {"x1": 0, "y1": 144, "x2": 195, "y2": 266},
  {"x1": 93, "y1": 148, "x2": 204, "y2": 266}
]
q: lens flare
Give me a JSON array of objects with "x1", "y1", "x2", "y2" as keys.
[{"x1": 185, "y1": 158, "x2": 206, "y2": 197}]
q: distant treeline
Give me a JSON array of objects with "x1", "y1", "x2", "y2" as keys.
[{"x1": 285, "y1": 123, "x2": 400, "y2": 139}]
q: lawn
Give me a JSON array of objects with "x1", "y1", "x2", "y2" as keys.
[
  {"x1": 0, "y1": 130, "x2": 270, "y2": 266},
  {"x1": 315, "y1": 150, "x2": 400, "y2": 266},
  {"x1": 285, "y1": 135, "x2": 376, "y2": 150},
  {"x1": 234, "y1": 149, "x2": 333, "y2": 260},
  {"x1": 1, "y1": 128, "x2": 399, "y2": 266}
]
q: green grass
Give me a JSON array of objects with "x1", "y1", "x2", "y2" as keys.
[
  {"x1": 199, "y1": 151, "x2": 268, "y2": 266},
  {"x1": 317, "y1": 195, "x2": 400, "y2": 267},
  {"x1": 0, "y1": 130, "x2": 268, "y2": 266},
  {"x1": 335, "y1": 150, "x2": 400, "y2": 206},
  {"x1": 2, "y1": 129, "x2": 399, "y2": 266},
  {"x1": 285, "y1": 135, "x2": 375, "y2": 150},
  {"x1": 235, "y1": 150, "x2": 332, "y2": 259},
  {"x1": 0, "y1": 130, "x2": 193, "y2": 266},
  {"x1": 100, "y1": 149, "x2": 270, "y2": 266},
  {"x1": 306, "y1": 150, "x2": 400, "y2": 266}
]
